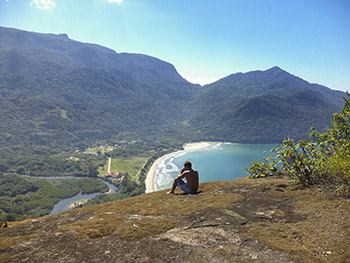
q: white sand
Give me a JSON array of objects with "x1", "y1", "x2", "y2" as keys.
[{"x1": 145, "y1": 142, "x2": 211, "y2": 193}]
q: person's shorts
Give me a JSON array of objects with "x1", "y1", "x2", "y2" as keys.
[{"x1": 177, "y1": 179, "x2": 196, "y2": 194}]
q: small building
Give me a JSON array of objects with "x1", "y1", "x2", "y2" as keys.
[
  {"x1": 105, "y1": 173, "x2": 121, "y2": 179},
  {"x1": 113, "y1": 178, "x2": 123, "y2": 184}
]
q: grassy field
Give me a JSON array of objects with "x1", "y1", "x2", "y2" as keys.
[
  {"x1": 85, "y1": 146, "x2": 114, "y2": 154},
  {"x1": 98, "y1": 156, "x2": 150, "y2": 182}
]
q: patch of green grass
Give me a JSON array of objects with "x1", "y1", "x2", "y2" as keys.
[
  {"x1": 110, "y1": 156, "x2": 149, "y2": 180},
  {"x1": 97, "y1": 165, "x2": 107, "y2": 177},
  {"x1": 85, "y1": 146, "x2": 114, "y2": 155},
  {"x1": 98, "y1": 155, "x2": 150, "y2": 182}
]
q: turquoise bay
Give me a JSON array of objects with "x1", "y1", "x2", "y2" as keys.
[{"x1": 153, "y1": 143, "x2": 276, "y2": 191}]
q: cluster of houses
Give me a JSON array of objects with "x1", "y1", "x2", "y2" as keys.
[{"x1": 104, "y1": 173, "x2": 123, "y2": 185}]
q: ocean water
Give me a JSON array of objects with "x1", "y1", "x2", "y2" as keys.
[{"x1": 153, "y1": 143, "x2": 276, "y2": 191}]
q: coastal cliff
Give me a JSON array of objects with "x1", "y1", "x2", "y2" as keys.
[{"x1": 1, "y1": 177, "x2": 349, "y2": 263}]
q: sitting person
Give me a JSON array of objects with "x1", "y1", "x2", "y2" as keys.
[{"x1": 167, "y1": 161, "x2": 199, "y2": 194}]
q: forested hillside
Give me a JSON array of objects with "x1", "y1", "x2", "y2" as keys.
[
  {"x1": 188, "y1": 69, "x2": 343, "y2": 142},
  {"x1": 0, "y1": 26, "x2": 345, "y2": 155},
  {"x1": 0, "y1": 27, "x2": 197, "y2": 155}
]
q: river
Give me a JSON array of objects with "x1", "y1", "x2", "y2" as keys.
[
  {"x1": 50, "y1": 178, "x2": 117, "y2": 215},
  {"x1": 23, "y1": 175, "x2": 118, "y2": 215}
]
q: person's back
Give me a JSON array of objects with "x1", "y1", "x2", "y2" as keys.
[{"x1": 183, "y1": 169, "x2": 199, "y2": 192}]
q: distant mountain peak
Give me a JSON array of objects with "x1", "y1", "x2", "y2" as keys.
[
  {"x1": 264, "y1": 66, "x2": 291, "y2": 76},
  {"x1": 58, "y1": 33, "x2": 69, "y2": 39},
  {"x1": 267, "y1": 66, "x2": 283, "y2": 71}
]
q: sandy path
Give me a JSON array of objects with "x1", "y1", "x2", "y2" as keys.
[{"x1": 107, "y1": 157, "x2": 111, "y2": 174}]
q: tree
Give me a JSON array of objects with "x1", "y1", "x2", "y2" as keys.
[
  {"x1": 16, "y1": 166, "x2": 26, "y2": 175},
  {"x1": 88, "y1": 164, "x2": 99, "y2": 177},
  {"x1": 0, "y1": 164, "x2": 8, "y2": 172}
]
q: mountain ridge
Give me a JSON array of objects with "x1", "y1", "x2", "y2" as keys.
[
  {"x1": 0, "y1": 26, "x2": 346, "y2": 152},
  {"x1": 202, "y1": 65, "x2": 344, "y2": 107}
]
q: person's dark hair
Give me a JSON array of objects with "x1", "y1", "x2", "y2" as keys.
[{"x1": 184, "y1": 161, "x2": 192, "y2": 169}]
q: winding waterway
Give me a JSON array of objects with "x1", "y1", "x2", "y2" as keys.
[
  {"x1": 49, "y1": 178, "x2": 118, "y2": 215},
  {"x1": 24, "y1": 175, "x2": 118, "y2": 214}
]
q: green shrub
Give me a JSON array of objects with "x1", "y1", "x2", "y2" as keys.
[
  {"x1": 245, "y1": 156, "x2": 278, "y2": 178},
  {"x1": 246, "y1": 92, "x2": 350, "y2": 196}
]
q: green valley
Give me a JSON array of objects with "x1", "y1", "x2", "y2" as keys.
[{"x1": 0, "y1": 26, "x2": 347, "y2": 221}]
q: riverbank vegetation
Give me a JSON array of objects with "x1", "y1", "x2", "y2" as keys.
[
  {"x1": 0, "y1": 151, "x2": 104, "y2": 178},
  {"x1": 0, "y1": 139, "x2": 182, "y2": 221},
  {"x1": 0, "y1": 174, "x2": 108, "y2": 221},
  {"x1": 246, "y1": 93, "x2": 350, "y2": 197}
]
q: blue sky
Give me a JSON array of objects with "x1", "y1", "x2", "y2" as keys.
[{"x1": 0, "y1": 0, "x2": 349, "y2": 91}]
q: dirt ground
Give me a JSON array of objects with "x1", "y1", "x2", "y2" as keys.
[{"x1": 1, "y1": 177, "x2": 349, "y2": 263}]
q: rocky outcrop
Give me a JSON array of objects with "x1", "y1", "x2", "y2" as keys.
[{"x1": 1, "y1": 178, "x2": 349, "y2": 263}]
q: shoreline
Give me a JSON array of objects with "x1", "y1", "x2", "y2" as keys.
[{"x1": 145, "y1": 142, "x2": 212, "y2": 193}]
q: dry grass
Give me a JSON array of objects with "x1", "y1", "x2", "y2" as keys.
[
  {"x1": 1, "y1": 178, "x2": 349, "y2": 263},
  {"x1": 58, "y1": 181, "x2": 243, "y2": 240},
  {"x1": 89, "y1": 189, "x2": 242, "y2": 216},
  {"x1": 0, "y1": 234, "x2": 35, "y2": 263},
  {"x1": 60, "y1": 208, "x2": 178, "y2": 240},
  {"x1": 0, "y1": 253, "x2": 14, "y2": 263},
  {"x1": 0, "y1": 234, "x2": 34, "y2": 250},
  {"x1": 244, "y1": 184, "x2": 350, "y2": 263},
  {"x1": 58, "y1": 213, "x2": 126, "y2": 239},
  {"x1": 60, "y1": 178, "x2": 350, "y2": 260},
  {"x1": 74, "y1": 181, "x2": 243, "y2": 217},
  {"x1": 115, "y1": 219, "x2": 176, "y2": 241},
  {"x1": 2, "y1": 218, "x2": 33, "y2": 229}
]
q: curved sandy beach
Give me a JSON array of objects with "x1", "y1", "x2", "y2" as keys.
[{"x1": 145, "y1": 142, "x2": 212, "y2": 193}]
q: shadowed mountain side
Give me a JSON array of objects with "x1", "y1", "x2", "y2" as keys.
[
  {"x1": 187, "y1": 89, "x2": 340, "y2": 143},
  {"x1": 200, "y1": 66, "x2": 344, "y2": 108},
  {"x1": 1, "y1": 177, "x2": 349, "y2": 263}
]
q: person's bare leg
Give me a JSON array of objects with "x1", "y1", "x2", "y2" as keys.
[{"x1": 167, "y1": 178, "x2": 177, "y2": 194}]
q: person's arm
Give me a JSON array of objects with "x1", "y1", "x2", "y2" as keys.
[
  {"x1": 167, "y1": 170, "x2": 188, "y2": 194},
  {"x1": 176, "y1": 170, "x2": 188, "y2": 180}
]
